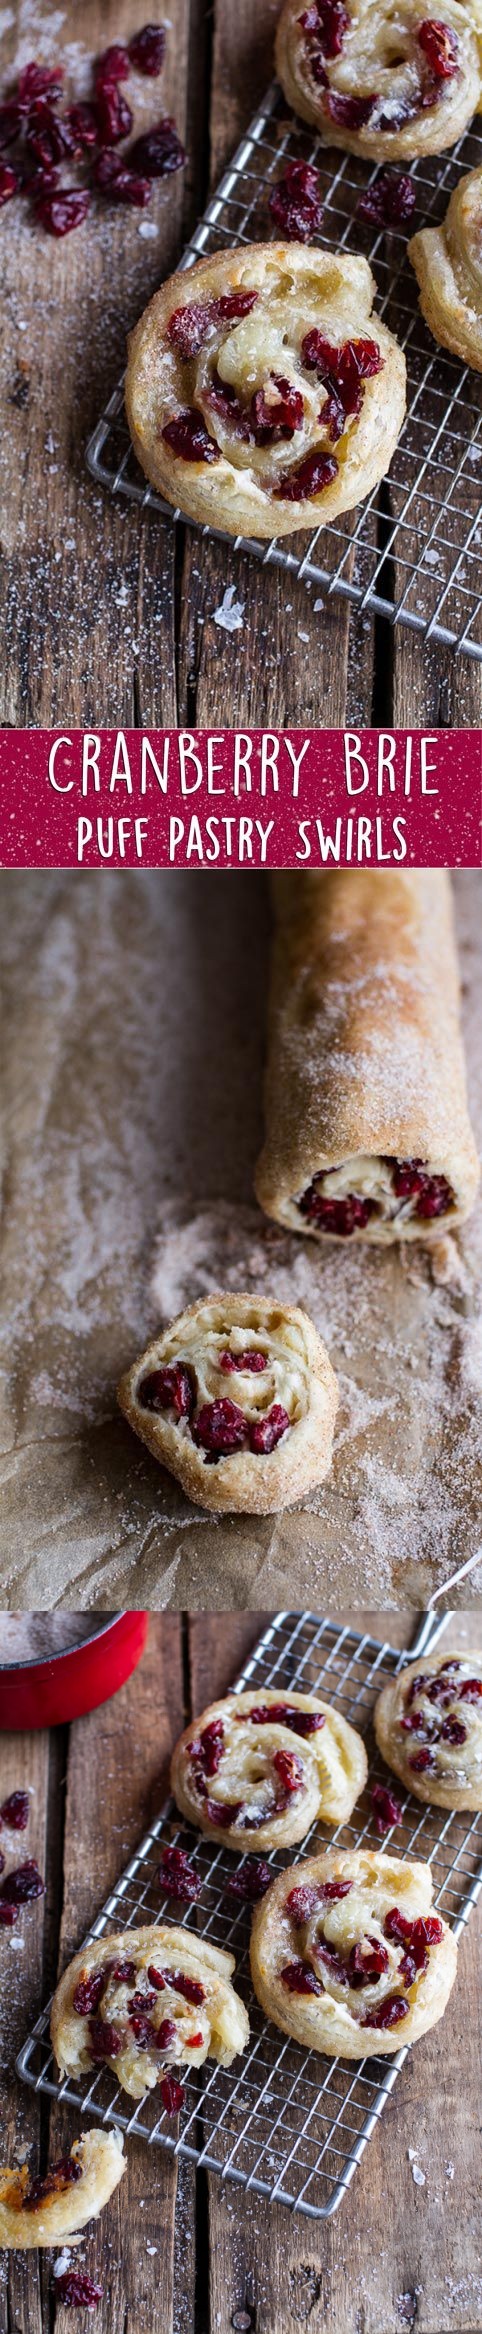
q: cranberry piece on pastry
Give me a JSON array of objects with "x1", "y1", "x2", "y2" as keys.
[{"x1": 118, "y1": 1290, "x2": 339, "y2": 1515}]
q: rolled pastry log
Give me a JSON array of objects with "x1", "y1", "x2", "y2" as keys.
[{"x1": 255, "y1": 870, "x2": 479, "y2": 1243}]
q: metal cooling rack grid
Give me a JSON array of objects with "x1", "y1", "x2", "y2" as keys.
[
  {"x1": 86, "y1": 81, "x2": 482, "y2": 658},
  {"x1": 16, "y1": 1610, "x2": 482, "y2": 2220}
]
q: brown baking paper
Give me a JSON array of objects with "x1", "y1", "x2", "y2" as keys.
[{"x1": 0, "y1": 870, "x2": 481, "y2": 1610}]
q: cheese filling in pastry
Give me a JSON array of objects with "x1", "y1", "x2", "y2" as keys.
[
  {"x1": 275, "y1": 0, "x2": 482, "y2": 160},
  {"x1": 117, "y1": 1292, "x2": 339, "y2": 1514},
  {"x1": 375, "y1": 1652, "x2": 482, "y2": 1808},
  {"x1": 0, "y1": 2131, "x2": 125, "y2": 2248},
  {"x1": 171, "y1": 1689, "x2": 368, "y2": 1849},
  {"x1": 51, "y1": 1927, "x2": 249, "y2": 2103},
  {"x1": 255, "y1": 870, "x2": 480, "y2": 1245},
  {"x1": 125, "y1": 243, "x2": 406, "y2": 538},
  {"x1": 250, "y1": 1849, "x2": 458, "y2": 2055},
  {"x1": 409, "y1": 166, "x2": 482, "y2": 368}
]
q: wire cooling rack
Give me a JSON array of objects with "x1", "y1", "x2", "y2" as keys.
[
  {"x1": 16, "y1": 1609, "x2": 482, "y2": 2220},
  {"x1": 86, "y1": 82, "x2": 482, "y2": 658}
]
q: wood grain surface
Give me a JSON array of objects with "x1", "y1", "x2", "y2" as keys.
[
  {"x1": 1, "y1": 1608, "x2": 481, "y2": 2334},
  {"x1": 0, "y1": 0, "x2": 480, "y2": 729}
]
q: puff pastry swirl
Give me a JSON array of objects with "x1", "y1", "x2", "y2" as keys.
[
  {"x1": 250, "y1": 1848, "x2": 458, "y2": 2055},
  {"x1": 375, "y1": 1650, "x2": 482, "y2": 1808},
  {"x1": 171, "y1": 1689, "x2": 368, "y2": 1849},
  {"x1": 0, "y1": 2131, "x2": 125, "y2": 2248},
  {"x1": 125, "y1": 242, "x2": 406, "y2": 537},
  {"x1": 275, "y1": 0, "x2": 482, "y2": 161},
  {"x1": 118, "y1": 1291, "x2": 339, "y2": 1514},
  {"x1": 255, "y1": 870, "x2": 480, "y2": 1244},
  {"x1": 51, "y1": 1926, "x2": 249, "y2": 2101},
  {"x1": 409, "y1": 166, "x2": 482, "y2": 366}
]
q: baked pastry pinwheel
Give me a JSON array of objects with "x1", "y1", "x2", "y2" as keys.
[
  {"x1": 51, "y1": 1927, "x2": 249, "y2": 2102},
  {"x1": 375, "y1": 1650, "x2": 482, "y2": 1809},
  {"x1": 250, "y1": 1848, "x2": 457, "y2": 2056},
  {"x1": 171, "y1": 1689, "x2": 368, "y2": 1849},
  {"x1": 125, "y1": 242, "x2": 406, "y2": 537},
  {"x1": 255, "y1": 870, "x2": 480, "y2": 1244},
  {"x1": 117, "y1": 1292, "x2": 339, "y2": 1513},
  {"x1": 275, "y1": 0, "x2": 482, "y2": 161},
  {"x1": 409, "y1": 166, "x2": 482, "y2": 367},
  {"x1": 0, "y1": 2132, "x2": 125, "y2": 2248}
]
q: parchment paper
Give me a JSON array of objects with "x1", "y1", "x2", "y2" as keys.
[{"x1": 0, "y1": 869, "x2": 481, "y2": 1610}]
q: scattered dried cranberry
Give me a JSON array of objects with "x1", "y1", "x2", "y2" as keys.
[
  {"x1": 66, "y1": 100, "x2": 99, "y2": 151},
  {"x1": 129, "y1": 24, "x2": 167, "y2": 75},
  {"x1": 162, "y1": 411, "x2": 220, "y2": 464},
  {"x1": 161, "y1": 1969, "x2": 205, "y2": 2005},
  {"x1": 274, "y1": 448, "x2": 338, "y2": 502},
  {"x1": 27, "y1": 103, "x2": 75, "y2": 166},
  {"x1": 25, "y1": 2156, "x2": 82, "y2": 2209},
  {"x1": 95, "y1": 43, "x2": 131, "y2": 89},
  {"x1": 417, "y1": 17, "x2": 459, "y2": 74},
  {"x1": 299, "y1": 1183, "x2": 373, "y2": 1232},
  {"x1": 370, "y1": 1782, "x2": 403, "y2": 1834},
  {"x1": 0, "y1": 1853, "x2": 4, "y2": 1876},
  {"x1": 127, "y1": 118, "x2": 185, "y2": 178},
  {"x1": 247, "y1": 1702, "x2": 326, "y2": 1737},
  {"x1": 103, "y1": 162, "x2": 152, "y2": 204},
  {"x1": 360, "y1": 1992, "x2": 409, "y2": 2029},
  {"x1": 138, "y1": 1361, "x2": 194, "y2": 1417},
  {"x1": 281, "y1": 1959, "x2": 322, "y2": 1994},
  {"x1": 357, "y1": 169, "x2": 416, "y2": 226},
  {"x1": 227, "y1": 1858, "x2": 272, "y2": 1900},
  {"x1": 161, "y1": 2071, "x2": 184, "y2": 2114},
  {"x1": 88, "y1": 2016, "x2": 122, "y2": 2059},
  {"x1": 324, "y1": 91, "x2": 376, "y2": 127},
  {"x1": 156, "y1": 2016, "x2": 177, "y2": 2049},
  {"x1": 34, "y1": 187, "x2": 91, "y2": 235},
  {"x1": 96, "y1": 86, "x2": 133, "y2": 145},
  {"x1": 55, "y1": 2270, "x2": 103, "y2": 2310},
  {"x1": 0, "y1": 161, "x2": 17, "y2": 204},
  {"x1": 0, "y1": 1859, "x2": 45, "y2": 1903},
  {"x1": 192, "y1": 1397, "x2": 249, "y2": 1453},
  {"x1": 73, "y1": 1970, "x2": 106, "y2": 2016},
  {"x1": 458, "y1": 1677, "x2": 482, "y2": 1701},
  {"x1": 440, "y1": 1715, "x2": 467, "y2": 1745},
  {"x1": 18, "y1": 62, "x2": 63, "y2": 105},
  {"x1": 0, "y1": 100, "x2": 26, "y2": 145},
  {"x1": 158, "y1": 1846, "x2": 201, "y2": 1901},
  {"x1": 0, "y1": 1790, "x2": 30, "y2": 1830},
  {"x1": 269, "y1": 158, "x2": 324, "y2": 240},
  {"x1": 219, "y1": 1349, "x2": 267, "y2": 1374},
  {"x1": 0, "y1": 1901, "x2": 19, "y2": 1925},
  {"x1": 409, "y1": 1748, "x2": 436, "y2": 1773},
  {"x1": 273, "y1": 1747, "x2": 303, "y2": 1795}
]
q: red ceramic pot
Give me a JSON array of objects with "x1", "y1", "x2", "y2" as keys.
[{"x1": 0, "y1": 1613, "x2": 148, "y2": 1730}]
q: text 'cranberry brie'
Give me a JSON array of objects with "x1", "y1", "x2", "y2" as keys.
[
  {"x1": 125, "y1": 242, "x2": 406, "y2": 537},
  {"x1": 118, "y1": 1292, "x2": 339, "y2": 1514},
  {"x1": 171, "y1": 1688, "x2": 368, "y2": 1849},
  {"x1": 250, "y1": 1849, "x2": 458, "y2": 2056},
  {"x1": 0, "y1": 2132, "x2": 125, "y2": 2248},
  {"x1": 375, "y1": 1651, "x2": 482, "y2": 1809},
  {"x1": 275, "y1": 0, "x2": 482, "y2": 162},
  {"x1": 51, "y1": 1927, "x2": 249, "y2": 2105}
]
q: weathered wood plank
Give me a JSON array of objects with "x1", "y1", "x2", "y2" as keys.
[{"x1": 0, "y1": 1720, "x2": 57, "y2": 2334}]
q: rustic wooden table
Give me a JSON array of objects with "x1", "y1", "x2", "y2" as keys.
[
  {"x1": 1, "y1": 0, "x2": 481, "y2": 732},
  {"x1": 1, "y1": 1608, "x2": 481, "y2": 2334}
]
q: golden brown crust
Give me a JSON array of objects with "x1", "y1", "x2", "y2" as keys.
[
  {"x1": 409, "y1": 167, "x2": 482, "y2": 367},
  {"x1": 171, "y1": 1688, "x2": 368, "y2": 1848},
  {"x1": 275, "y1": 0, "x2": 482, "y2": 161},
  {"x1": 51, "y1": 1926, "x2": 249, "y2": 2100},
  {"x1": 250, "y1": 1848, "x2": 458, "y2": 2057},
  {"x1": 0, "y1": 2131, "x2": 125, "y2": 2249},
  {"x1": 117, "y1": 1290, "x2": 339, "y2": 1513},
  {"x1": 374, "y1": 1651, "x2": 482, "y2": 1808},
  {"x1": 125, "y1": 241, "x2": 406, "y2": 537},
  {"x1": 254, "y1": 870, "x2": 480, "y2": 1244}
]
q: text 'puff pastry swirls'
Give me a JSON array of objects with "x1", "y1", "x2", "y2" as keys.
[
  {"x1": 171, "y1": 1689, "x2": 368, "y2": 1850},
  {"x1": 125, "y1": 242, "x2": 406, "y2": 537},
  {"x1": 51, "y1": 1927, "x2": 249, "y2": 2102},
  {"x1": 409, "y1": 165, "x2": 482, "y2": 365},
  {"x1": 375, "y1": 1650, "x2": 482, "y2": 1809},
  {"x1": 275, "y1": 0, "x2": 482, "y2": 160},
  {"x1": 0, "y1": 2132, "x2": 125, "y2": 2248},
  {"x1": 250, "y1": 1848, "x2": 458, "y2": 2056},
  {"x1": 117, "y1": 1291, "x2": 339, "y2": 1514}
]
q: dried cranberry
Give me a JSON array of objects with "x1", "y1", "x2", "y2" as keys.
[
  {"x1": 20, "y1": 160, "x2": 59, "y2": 195},
  {"x1": 287, "y1": 1883, "x2": 324, "y2": 1922},
  {"x1": 0, "y1": 162, "x2": 17, "y2": 205},
  {"x1": 317, "y1": 1941, "x2": 350, "y2": 1983},
  {"x1": 0, "y1": 1790, "x2": 30, "y2": 1830},
  {"x1": 66, "y1": 100, "x2": 99, "y2": 151},
  {"x1": 391, "y1": 1158, "x2": 453, "y2": 1218},
  {"x1": 299, "y1": 1183, "x2": 373, "y2": 1233},
  {"x1": 207, "y1": 374, "x2": 252, "y2": 440},
  {"x1": 273, "y1": 1747, "x2": 303, "y2": 1795},
  {"x1": 417, "y1": 17, "x2": 459, "y2": 74},
  {"x1": 24, "y1": 2156, "x2": 82, "y2": 2209},
  {"x1": 324, "y1": 91, "x2": 376, "y2": 126},
  {"x1": 18, "y1": 62, "x2": 63, "y2": 105},
  {"x1": 193, "y1": 1397, "x2": 249, "y2": 1453},
  {"x1": 161, "y1": 1969, "x2": 205, "y2": 2005},
  {"x1": 161, "y1": 2071, "x2": 184, "y2": 2113},
  {"x1": 347, "y1": 1935, "x2": 390, "y2": 1986},
  {"x1": 409, "y1": 1748, "x2": 436, "y2": 1773},
  {"x1": 129, "y1": 2011, "x2": 156, "y2": 2046},
  {"x1": 302, "y1": 0, "x2": 349, "y2": 56},
  {"x1": 370, "y1": 1782, "x2": 403, "y2": 1834},
  {"x1": 360, "y1": 1993, "x2": 409, "y2": 2029},
  {"x1": 158, "y1": 1846, "x2": 201, "y2": 1901},
  {"x1": 249, "y1": 1404, "x2": 290, "y2": 1453},
  {"x1": 407, "y1": 1671, "x2": 431, "y2": 1702},
  {"x1": 269, "y1": 159, "x2": 324, "y2": 240},
  {"x1": 320, "y1": 1878, "x2": 353, "y2": 1902},
  {"x1": 357, "y1": 169, "x2": 416, "y2": 227},
  {"x1": 156, "y1": 2016, "x2": 177, "y2": 2048},
  {"x1": 204, "y1": 1797, "x2": 243, "y2": 1828},
  {"x1": 95, "y1": 43, "x2": 131, "y2": 89},
  {"x1": 0, "y1": 1853, "x2": 4, "y2": 1876},
  {"x1": 88, "y1": 2017, "x2": 122, "y2": 2059},
  {"x1": 127, "y1": 118, "x2": 185, "y2": 178},
  {"x1": 0, "y1": 1859, "x2": 45, "y2": 1903},
  {"x1": 34, "y1": 187, "x2": 91, "y2": 236},
  {"x1": 55, "y1": 2270, "x2": 103, "y2": 2309},
  {"x1": 162, "y1": 411, "x2": 220, "y2": 464},
  {"x1": 399, "y1": 1712, "x2": 428, "y2": 1734},
  {"x1": 27, "y1": 103, "x2": 76, "y2": 166},
  {"x1": 73, "y1": 1970, "x2": 106, "y2": 2016},
  {"x1": 426, "y1": 1677, "x2": 453, "y2": 1703},
  {"x1": 108, "y1": 1959, "x2": 136, "y2": 1984},
  {"x1": 167, "y1": 290, "x2": 257, "y2": 360},
  {"x1": 186, "y1": 2030, "x2": 203, "y2": 2046},
  {"x1": 247, "y1": 1702, "x2": 326, "y2": 1737},
  {"x1": 273, "y1": 449, "x2": 338, "y2": 502},
  {"x1": 384, "y1": 1908, "x2": 412, "y2": 1944},
  {"x1": 0, "y1": 100, "x2": 26, "y2": 145},
  {"x1": 197, "y1": 1719, "x2": 225, "y2": 1775},
  {"x1": 458, "y1": 1677, "x2": 482, "y2": 1701},
  {"x1": 281, "y1": 1959, "x2": 322, "y2": 1994},
  {"x1": 252, "y1": 378, "x2": 304, "y2": 442},
  {"x1": 0, "y1": 1901, "x2": 18, "y2": 1924},
  {"x1": 138, "y1": 1361, "x2": 194, "y2": 1416},
  {"x1": 96, "y1": 86, "x2": 133, "y2": 145},
  {"x1": 227, "y1": 1858, "x2": 272, "y2": 1900},
  {"x1": 128, "y1": 1989, "x2": 158, "y2": 2012},
  {"x1": 440, "y1": 1715, "x2": 467, "y2": 1745},
  {"x1": 129, "y1": 23, "x2": 167, "y2": 74},
  {"x1": 219, "y1": 1349, "x2": 267, "y2": 1374},
  {"x1": 302, "y1": 329, "x2": 382, "y2": 414}
]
